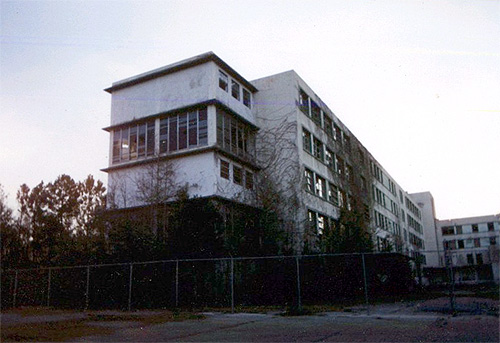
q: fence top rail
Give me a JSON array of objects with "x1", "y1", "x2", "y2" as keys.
[{"x1": 1, "y1": 249, "x2": 478, "y2": 273}]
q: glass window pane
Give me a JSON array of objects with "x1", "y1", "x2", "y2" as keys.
[
  {"x1": 129, "y1": 126, "x2": 137, "y2": 160},
  {"x1": 198, "y1": 108, "x2": 208, "y2": 146},
  {"x1": 138, "y1": 124, "x2": 146, "y2": 157},
  {"x1": 188, "y1": 111, "x2": 198, "y2": 147},
  {"x1": 112, "y1": 129, "x2": 121, "y2": 163},
  {"x1": 160, "y1": 118, "x2": 168, "y2": 154},
  {"x1": 146, "y1": 121, "x2": 155, "y2": 156},
  {"x1": 178, "y1": 113, "x2": 187, "y2": 150},
  {"x1": 231, "y1": 80, "x2": 240, "y2": 100},
  {"x1": 121, "y1": 127, "x2": 129, "y2": 161},
  {"x1": 219, "y1": 70, "x2": 228, "y2": 91},
  {"x1": 243, "y1": 89, "x2": 251, "y2": 108},
  {"x1": 169, "y1": 116, "x2": 178, "y2": 152}
]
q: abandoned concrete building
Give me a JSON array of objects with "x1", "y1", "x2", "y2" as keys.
[{"x1": 103, "y1": 52, "x2": 427, "y2": 257}]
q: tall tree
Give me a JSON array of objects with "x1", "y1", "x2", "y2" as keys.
[{"x1": 0, "y1": 185, "x2": 25, "y2": 268}]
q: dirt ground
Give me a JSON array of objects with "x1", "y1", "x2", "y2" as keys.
[{"x1": 1, "y1": 297, "x2": 499, "y2": 342}]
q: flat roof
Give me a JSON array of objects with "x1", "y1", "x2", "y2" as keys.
[{"x1": 105, "y1": 51, "x2": 258, "y2": 93}]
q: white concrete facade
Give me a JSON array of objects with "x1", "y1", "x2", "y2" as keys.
[
  {"x1": 103, "y1": 52, "x2": 427, "y2": 255},
  {"x1": 104, "y1": 52, "x2": 259, "y2": 210}
]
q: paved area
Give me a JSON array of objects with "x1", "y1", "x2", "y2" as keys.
[
  {"x1": 76, "y1": 312, "x2": 498, "y2": 342},
  {"x1": 2, "y1": 298, "x2": 499, "y2": 342}
]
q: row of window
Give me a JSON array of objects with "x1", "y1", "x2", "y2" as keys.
[
  {"x1": 444, "y1": 236, "x2": 496, "y2": 250},
  {"x1": 374, "y1": 210, "x2": 401, "y2": 237},
  {"x1": 407, "y1": 214, "x2": 423, "y2": 234},
  {"x1": 307, "y1": 209, "x2": 337, "y2": 236},
  {"x1": 111, "y1": 108, "x2": 209, "y2": 164},
  {"x1": 304, "y1": 167, "x2": 349, "y2": 209},
  {"x1": 220, "y1": 159, "x2": 254, "y2": 190},
  {"x1": 409, "y1": 232, "x2": 424, "y2": 249},
  {"x1": 302, "y1": 128, "x2": 355, "y2": 183},
  {"x1": 112, "y1": 121, "x2": 156, "y2": 163},
  {"x1": 219, "y1": 70, "x2": 252, "y2": 108},
  {"x1": 370, "y1": 160, "x2": 397, "y2": 197},
  {"x1": 442, "y1": 222, "x2": 497, "y2": 236},
  {"x1": 405, "y1": 196, "x2": 421, "y2": 219},
  {"x1": 299, "y1": 89, "x2": 350, "y2": 149},
  {"x1": 216, "y1": 109, "x2": 255, "y2": 160}
]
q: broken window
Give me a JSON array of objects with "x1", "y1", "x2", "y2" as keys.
[
  {"x1": 334, "y1": 124, "x2": 342, "y2": 142},
  {"x1": 308, "y1": 210, "x2": 317, "y2": 231},
  {"x1": 455, "y1": 225, "x2": 462, "y2": 235},
  {"x1": 304, "y1": 168, "x2": 314, "y2": 193},
  {"x1": 302, "y1": 129, "x2": 312, "y2": 154},
  {"x1": 313, "y1": 137, "x2": 323, "y2": 161},
  {"x1": 310, "y1": 100, "x2": 321, "y2": 126},
  {"x1": 219, "y1": 70, "x2": 228, "y2": 91},
  {"x1": 472, "y1": 224, "x2": 479, "y2": 233},
  {"x1": 245, "y1": 170, "x2": 254, "y2": 190},
  {"x1": 467, "y1": 254, "x2": 474, "y2": 265},
  {"x1": 216, "y1": 109, "x2": 254, "y2": 158},
  {"x1": 474, "y1": 238, "x2": 481, "y2": 247},
  {"x1": 325, "y1": 149, "x2": 334, "y2": 170},
  {"x1": 315, "y1": 174, "x2": 326, "y2": 198},
  {"x1": 457, "y1": 240, "x2": 464, "y2": 249},
  {"x1": 299, "y1": 89, "x2": 309, "y2": 114},
  {"x1": 339, "y1": 189, "x2": 346, "y2": 208},
  {"x1": 243, "y1": 89, "x2": 251, "y2": 108},
  {"x1": 233, "y1": 166, "x2": 242, "y2": 185},
  {"x1": 317, "y1": 214, "x2": 325, "y2": 236},
  {"x1": 441, "y1": 226, "x2": 454, "y2": 236},
  {"x1": 328, "y1": 183, "x2": 339, "y2": 206},
  {"x1": 476, "y1": 253, "x2": 483, "y2": 265},
  {"x1": 231, "y1": 80, "x2": 240, "y2": 100},
  {"x1": 324, "y1": 116, "x2": 333, "y2": 139},
  {"x1": 220, "y1": 160, "x2": 230, "y2": 179},
  {"x1": 488, "y1": 222, "x2": 494, "y2": 232}
]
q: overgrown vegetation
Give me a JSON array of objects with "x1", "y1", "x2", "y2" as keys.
[{"x1": 1, "y1": 309, "x2": 205, "y2": 342}]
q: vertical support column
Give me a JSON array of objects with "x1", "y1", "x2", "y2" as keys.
[
  {"x1": 13, "y1": 270, "x2": 18, "y2": 308},
  {"x1": 175, "y1": 260, "x2": 179, "y2": 308},
  {"x1": 128, "y1": 263, "x2": 133, "y2": 312},
  {"x1": 47, "y1": 268, "x2": 52, "y2": 307},
  {"x1": 230, "y1": 258, "x2": 234, "y2": 314},
  {"x1": 361, "y1": 253, "x2": 370, "y2": 315},
  {"x1": 85, "y1": 266, "x2": 90, "y2": 310},
  {"x1": 296, "y1": 256, "x2": 302, "y2": 310}
]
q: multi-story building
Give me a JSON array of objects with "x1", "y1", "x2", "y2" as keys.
[
  {"x1": 103, "y1": 52, "x2": 426, "y2": 255},
  {"x1": 425, "y1": 214, "x2": 499, "y2": 283}
]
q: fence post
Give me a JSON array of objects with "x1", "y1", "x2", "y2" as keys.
[
  {"x1": 175, "y1": 260, "x2": 179, "y2": 307},
  {"x1": 85, "y1": 266, "x2": 90, "y2": 310},
  {"x1": 13, "y1": 270, "x2": 18, "y2": 308},
  {"x1": 361, "y1": 253, "x2": 370, "y2": 314},
  {"x1": 47, "y1": 268, "x2": 52, "y2": 307},
  {"x1": 128, "y1": 263, "x2": 133, "y2": 311},
  {"x1": 296, "y1": 256, "x2": 302, "y2": 310},
  {"x1": 230, "y1": 257, "x2": 234, "y2": 314}
]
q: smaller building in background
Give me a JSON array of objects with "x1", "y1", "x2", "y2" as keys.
[{"x1": 423, "y1": 213, "x2": 500, "y2": 284}]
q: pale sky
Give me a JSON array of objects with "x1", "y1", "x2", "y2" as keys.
[{"x1": 1, "y1": 0, "x2": 499, "y2": 220}]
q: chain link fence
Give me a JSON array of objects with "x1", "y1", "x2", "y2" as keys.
[{"x1": 1, "y1": 250, "x2": 497, "y2": 311}]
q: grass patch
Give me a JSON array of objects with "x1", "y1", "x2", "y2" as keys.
[
  {"x1": 1, "y1": 319, "x2": 114, "y2": 342},
  {"x1": 1, "y1": 309, "x2": 205, "y2": 342}
]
